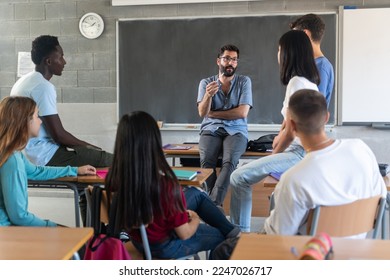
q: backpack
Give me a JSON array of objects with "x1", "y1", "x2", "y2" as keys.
[
  {"x1": 246, "y1": 133, "x2": 278, "y2": 152},
  {"x1": 84, "y1": 187, "x2": 132, "y2": 260}
]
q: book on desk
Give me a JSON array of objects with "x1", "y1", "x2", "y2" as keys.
[
  {"x1": 173, "y1": 169, "x2": 197, "y2": 180},
  {"x1": 163, "y1": 144, "x2": 192, "y2": 150},
  {"x1": 269, "y1": 172, "x2": 283, "y2": 181}
]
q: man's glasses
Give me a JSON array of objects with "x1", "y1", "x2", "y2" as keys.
[{"x1": 220, "y1": 56, "x2": 239, "y2": 63}]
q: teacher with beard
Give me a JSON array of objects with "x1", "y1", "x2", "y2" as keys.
[{"x1": 197, "y1": 44, "x2": 253, "y2": 208}]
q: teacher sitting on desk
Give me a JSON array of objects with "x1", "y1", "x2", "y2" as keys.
[{"x1": 197, "y1": 44, "x2": 252, "y2": 207}]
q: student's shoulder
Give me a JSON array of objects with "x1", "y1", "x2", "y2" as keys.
[
  {"x1": 316, "y1": 56, "x2": 334, "y2": 70},
  {"x1": 1, "y1": 152, "x2": 23, "y2": 171},
  {"x1": 340, "y1": 138, "x2": 366, "y2": 147}
]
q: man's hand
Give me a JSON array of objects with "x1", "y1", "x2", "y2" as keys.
[
  {"x1": 85, "y1": 144, "x2": 102, "y2": 151},
  {"x1": 205, "y1": 81, "x2": 219, "y2": 98}
]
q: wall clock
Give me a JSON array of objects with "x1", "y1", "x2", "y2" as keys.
[{"x1": 79, "y1": 12, "x2": 104, "y2": 39}]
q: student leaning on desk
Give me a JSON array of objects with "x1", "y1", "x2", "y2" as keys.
[{"x1": 0, "y1": 97, "x2": 96, "y2": 227}]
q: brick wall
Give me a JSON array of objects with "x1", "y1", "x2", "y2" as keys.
[{"x1": 1, "y1": 0, "x2": 390, "y2": 103}]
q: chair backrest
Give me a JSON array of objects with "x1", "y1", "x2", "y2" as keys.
[
  {"x1": 307, "y1": 195, "x2": 386, "y2": 238},
  {"x1": 85, "y1": 185, "x2": 109, "y2": 226}
]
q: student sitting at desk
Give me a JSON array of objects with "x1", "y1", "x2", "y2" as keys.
[
  {"x1": 263, "y1": 89, "x2": 387, "y2": 237},
  {"x1": 0, "y1": 97, "x2": 96, "y2": 227},
  {"x1": 10, "y1": 35, "x2": 113, "y2": 225},
  {"x1": 230, "y1": 30, "x2": 319, "y2": 232},
  {"x1": 197, "y1": 44, "x2": 252, "y2": 207},
  {"x1": 105, "y1": 111, "x2": 240, "y2": 259}
]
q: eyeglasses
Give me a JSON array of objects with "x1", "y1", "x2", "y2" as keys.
[{"x1": 220, "y1": 56, "x2": 239, "y2": 63}]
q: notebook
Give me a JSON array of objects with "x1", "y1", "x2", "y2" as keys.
[
  {"x1": 269, "y1": 172, "x2": 283, "y2": 181},
  {"x1": 163, "y1": 144, "x2": 192, "y2": 150},
  {"x1": 96, "y1": 169, "x2": 109, "y2": 179},
  {"x1": 173, "y1": 169, "x2": 197, "y2": 180}
]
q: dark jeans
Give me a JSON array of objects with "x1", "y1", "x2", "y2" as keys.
[
  {"x1": 132, "y1": 187, "x2": 235, "y2": 259},
  {"x1": 199, "y1": 128, "x2": 247, "y2": 206},
  {"x1": 46, "y1": 146, "x2": 113, "y2": 226}
]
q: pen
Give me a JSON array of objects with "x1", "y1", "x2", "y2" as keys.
[{"x1": 290, "y1": 246, "x2": 299, "y2": 257}]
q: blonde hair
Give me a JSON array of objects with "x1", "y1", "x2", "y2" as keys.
[{"x1": 0, "y1": 96, "x2": 36, "y2": 166}]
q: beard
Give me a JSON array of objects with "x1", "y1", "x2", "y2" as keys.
[{"x1": 219, "y1": 65, "x2": 237, "y2": 77}]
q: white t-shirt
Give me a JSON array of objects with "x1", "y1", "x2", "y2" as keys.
[
  {"x1": 281, "y1": 76, "x2": 319, "y2": 118},
  {"x1": 264, "y1": 139, "x2": 387, "y2": 238},
  {"x1": 281, "y1": 76, "x2": 318, "y2": 146},
  {"x1": 10, "y1": 71, "x2": 59, "y2": 166}
]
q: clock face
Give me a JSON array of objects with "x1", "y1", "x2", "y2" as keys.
[{"x1": 79, "y1": 13, "x2": 104, "y2": 39}]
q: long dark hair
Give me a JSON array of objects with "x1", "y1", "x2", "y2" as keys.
[
  {"x1": 279, "y1": 30, "x2": 320, "y2": 86},
  {"x1": 106, "y1": 111, "x2": 185, "y2": 231}
]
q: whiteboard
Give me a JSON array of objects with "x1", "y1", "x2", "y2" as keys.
[{"x1": 341, "y1": 7, "x2": 390, "y2": 124}]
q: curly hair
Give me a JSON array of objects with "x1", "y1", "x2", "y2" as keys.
[{"x1": 31, "y1": 35, "x2": 60, "y2": 65}]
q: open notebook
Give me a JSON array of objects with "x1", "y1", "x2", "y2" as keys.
[{"x1": 173, "y1": 169, "x2": 197, "y2": 180}]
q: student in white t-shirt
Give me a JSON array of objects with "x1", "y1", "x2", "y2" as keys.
[{"x1": 263, "y1": 89, "x2": 387, "y2": 238}]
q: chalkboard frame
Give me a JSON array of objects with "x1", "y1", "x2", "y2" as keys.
[{"x1": 117, "y1": 13, "x2": 337, "y2": 127}]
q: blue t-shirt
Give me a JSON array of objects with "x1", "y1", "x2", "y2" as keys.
[
  {"x1": 10, "y1": 71, "x2": 60, "y2": 166},
  {"x1": 316, "y1": 56, "x2": 334, "y2": 107},
  {"x1": 197, "y1": 75, "x2": 253, "y2": 139}
]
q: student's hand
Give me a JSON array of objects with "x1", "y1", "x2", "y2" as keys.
[
  {"x1": 186, "y1": 210, "x2": 199, "y2": 222},
  {"x1": 77, "y1": 165, "x2": 96, "y2": 175},
  {"x1": 272, "y1": 135, "x2": 280, "y2": 150},
  {"x1": 206, "y1": 81, "x2": 219, "y2": 98},
  {"x1": 85, "y1": 144, "x2": 102, "y2": 151}
]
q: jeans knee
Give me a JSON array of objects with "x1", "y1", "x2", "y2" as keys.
[{"x1": 230, "y1": 169, "x2": 242, "y2": 188}]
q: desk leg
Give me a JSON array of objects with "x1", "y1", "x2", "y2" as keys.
[
  {"x1": 385, "y1": 192, "x2": 390, "y2": 239},
  {"x1": 28, "y1": 181, "x2": 81, "y2": 227},
  {"x1": 70, "y1": 184, "x2": 81, "y2": 228}
]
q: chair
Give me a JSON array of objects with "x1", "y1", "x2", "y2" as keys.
[
  {"x1": 307, "y1": 195, "x2": 386, "y2": 239},
  {"x1": 85, "y1": 185, "x2": 200, "y2": 260}
]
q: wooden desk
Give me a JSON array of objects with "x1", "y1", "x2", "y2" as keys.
[
  {"x1": 0, "y1": 227, "x2": 93, "y2": 260},
  {"x1": 76, "y1": 167, "x2": 213, "y2": 187},
  {"x1": 163, "y1": 144, "x2": 271, "y2": 165},
  {"x1": 231, "y1": 233, "x2": 390, "y2": 260}
]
